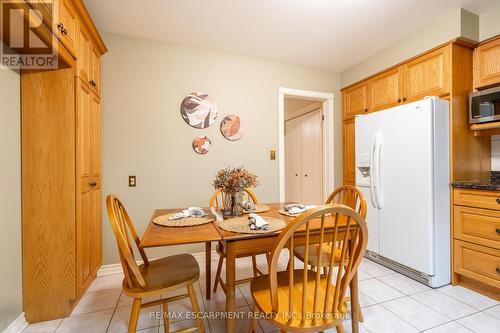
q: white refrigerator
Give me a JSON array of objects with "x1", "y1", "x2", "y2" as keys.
[{"x1": 355, "y1": 96, "x2": 450, "y2": 288}]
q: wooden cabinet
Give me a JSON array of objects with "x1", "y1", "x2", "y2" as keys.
[
  {"x1": 343, "y1": 82, "x2": 369, "y2": 119},
  {"x1": 403, "y1": 46, "x2": 450, "y2": 102},
  {"x1": 369, "y1": 66, "x2": 404, "y2": 111},
  {"x1": 343, "y1": 119, "x2": 355, "y2": 185},
  {"x1": 20, "y1": 0, "x2": 106, "y2": 322},
  {"x1": 452, "y1": 189, "x2": 500, "y2": 293},
  {"x1": 55, "y1": 0, "x2": 78, "y2": 55},
  {"x1": 474, "y1": 36, "x2": 500, "y2": 90}
]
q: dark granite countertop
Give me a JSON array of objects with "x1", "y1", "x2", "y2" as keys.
[{"x1": 452, "y1": 172, "x2": 500, "y2": 191}]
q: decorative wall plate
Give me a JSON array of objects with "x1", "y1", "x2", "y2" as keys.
[
  {"x1": 192, "y1": 136, "x2": 211, "y2": 154},
  {"x1": 180, "y1": 92, "x2": 218, "y2": 129},
  {"x1": 220, "y1": 115, "x2": 244, "y2": 141}
]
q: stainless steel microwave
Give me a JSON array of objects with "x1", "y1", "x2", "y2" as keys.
[{"x1": 469, "y1": 86, "x2": 500, "y2": 124}]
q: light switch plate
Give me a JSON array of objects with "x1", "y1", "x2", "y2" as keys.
[
  {"x1": 270, "y1": 150, "x2": 276, "y2": 160},
  {"x1": 128, "y1": 176, "x2": 136, "y2": 187}
]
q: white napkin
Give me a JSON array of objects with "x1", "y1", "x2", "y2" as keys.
[
  {"x1": 248, "y1": 213, "x2": 269, "y2": 230},
  {"x1": 285, "y1": 204, "x2": 317, "y2": 215},
  {"x1": 168, "y1": 207, "x2": 207, "y2": 220},
  {"x1": 239, "y1": 200, "x2": 255, "y2": 211}
]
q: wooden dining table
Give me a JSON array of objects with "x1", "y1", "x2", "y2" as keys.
[{"x1": 140, "y1": 203, "x2": 361, "y2": 333}]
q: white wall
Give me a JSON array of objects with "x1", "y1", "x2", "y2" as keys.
[
  {"x1": 479, "y1": 4, "x2": 500, "y2": 41},
  {"x1": 100, "y1": 32, "x2": 341, "y2": 264},
  {"x1": 0, "y1": 54, "x2": 22, "y2": 329}
]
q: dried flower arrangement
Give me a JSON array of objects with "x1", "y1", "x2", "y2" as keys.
[{"x1": 213, "y1": 167, "x2": 259, "y2": 195}]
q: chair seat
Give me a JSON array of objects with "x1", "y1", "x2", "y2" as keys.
[
  {"x1": 294, "y1": 244, "x2": 347, "y2": 268},
  {"x1": 250, "y1": 270, "x2": 347, "y2": 331},
  {"x1": 123, "y1": 254, "x2": 200, "y2": 296}
]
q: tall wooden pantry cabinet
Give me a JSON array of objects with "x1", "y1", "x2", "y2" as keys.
[{"x1": 19, "y1": 0, "x2": 107, "y2": 322}]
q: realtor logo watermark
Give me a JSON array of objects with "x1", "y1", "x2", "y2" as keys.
[{"x1": 1, "y1": 0, "x2": 58, "y2": 69}]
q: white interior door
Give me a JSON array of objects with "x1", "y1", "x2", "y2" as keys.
[
  {"x1": 377, "y1": 103, "x2": 435, "y2": 275},
  {"x1": 285, "y1": 109, "x2": 322, "y2": 204},
  {"x1": 301, "y1": 109, "x2": 322, "y2": 204},
  {"x1": 285, "y1": 116, "x2": 302, "y2": 203}
]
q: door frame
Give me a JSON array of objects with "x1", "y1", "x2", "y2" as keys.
[{"x1": 278, "y1": 87, "x2": 335, "y2": 202}]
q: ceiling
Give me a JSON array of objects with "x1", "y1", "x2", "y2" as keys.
[{"x1": 83, "y1": 0, "x2": 498, "y2": 72}]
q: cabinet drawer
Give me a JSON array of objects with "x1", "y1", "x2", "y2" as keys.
[
  {"x1": 454, "y1": 206, "x2": 500, "y2": 249},
  {"x1": 454, "y1": 240, "x2": 500, "y2": 288},
  {"x1": 454, "y1": 189, "x2": 500, "y2": 210}
]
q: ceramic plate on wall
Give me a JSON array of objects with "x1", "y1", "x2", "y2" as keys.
[
  {"x1": 192, "y1": 136, "x2": 211, "y2": 154},
  {"x1": 180, "y1": 92, "x2": 218, "y2": 129},
  {"x1": 220, "y1": 115, "x2": 244, "y2": 141}
]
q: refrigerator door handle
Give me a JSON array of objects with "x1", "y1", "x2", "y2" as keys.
[
  {"x1": 369, "y1": 132, "x2": 377, "y2": 208},
  {"x1": 374, "y1": 131, "x2": 383, "y2": 208}
]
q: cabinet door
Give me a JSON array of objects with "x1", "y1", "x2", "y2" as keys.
[
  {"x1": 90, "y1": 93, "x2": 102, "y2": 275},
  {"x1": 474, "y1": 37, "x2": 500, "y2": 90},
  {"x1": 90, "y1": 45, "x2": 101, "y2": 95},
  {"x1": 301, "y1": 109, "x2": 323, "y2": 204},
  {"x1": 77, "y1": 22, "x2": 91, "y2": 82},
  {"x1": 76, "y1": 79, "x2": 93, "y2": 296},
  {"x1": 343, "y1": 119, "x2": 355, "y2": 185},
  {"x1": 403, "y1": 46, "x2": 450, "y2": 102},
  {"x1": 56, "y1": 0, "x2": 77, "y2": 55},
  {"x1": 343, "y1": 82, "x2": 369, "y2": 119},
  {"x1": 285, "y1": 116, "x2": 302, "y2": 203},
  {"x1": 369, "y1": 67, "x2": 404, "y2": 111}
]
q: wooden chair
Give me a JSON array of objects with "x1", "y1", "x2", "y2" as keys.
[
  {"x1": 106, "y1": 195, "x2": 205, "y2": 333},
  {"x1": 210, "y1": 188, "x2": 268, "y2": 294},
  {"x1": 293, "y1": 185, "x2": 367, "y2": 322},
  {"x1": 248, "y1": 204, "x2": 368, "y2": 333}
]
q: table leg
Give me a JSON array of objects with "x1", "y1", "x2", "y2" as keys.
[
  {"x1": 350, "y1": 271, "x2": 360, "y2": 333},
  {"x1": 205, "y1": 241, "x2": 211, "y2": 300},
  {"x1": 225, "y1": 242, "x2": 236, "y2": 333}
]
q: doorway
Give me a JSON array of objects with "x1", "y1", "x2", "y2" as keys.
[
  {"x1": 278, "y1": 87, "x2": 335, "y2": 203},
  {"x1": 285, "y1": 98, "x2": 323, "y2": 204}
]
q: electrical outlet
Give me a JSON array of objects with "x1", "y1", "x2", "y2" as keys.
[
  {"x1": 270, "y1": 150, "x2": 276, "y2": 160},
  {"x1": 128, "y1": 176, "x2": 136, "y2": 187}
]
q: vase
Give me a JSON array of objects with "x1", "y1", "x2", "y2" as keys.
[{"x1": 222, "y1": 191, "x2": 243, "y2": 217}]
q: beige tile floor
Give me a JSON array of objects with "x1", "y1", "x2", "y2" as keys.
[{"x1": 22, "y1": 255, "x2": 500, "y2": 333}]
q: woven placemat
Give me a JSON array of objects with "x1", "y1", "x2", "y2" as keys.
[
  {"x1": 218, "y1": 216, "x2": 286, "y2": 234},
  {"x1": 243, "y1": 204, "x2": 271, "y2": 214},
  {"x1": 152, "y1": 213, "x2": 216, "y2": 227}
]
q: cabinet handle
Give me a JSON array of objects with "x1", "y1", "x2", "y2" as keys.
[
  {"x1": 89, "y1": 80, "x2": 96, "y2": 87},
  {"x1": 403, "y1": 97, "x2": 407, "y2": 102},
  {"x1": 496, "y1": 228, "x2": 500, "y2": 234},
  {"x1": 496, "y1": 198, "x2": 500, "y2": 204},
  {"x1": 57, "y1": 23, "x2": 64, "y2": 31},
  {"x1": 89, "y1": 181, "x2": 97, "y2": 188},
  {"x1": 397, "y1": 98, "x2": 402, "y2": 103}
]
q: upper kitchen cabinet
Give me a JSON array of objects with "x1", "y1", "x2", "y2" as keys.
[
  {"x1": 55, "y1": 0, "x2": 78, "y2": 55},
  {"x1": 474, "y1": 36, "x2": 500, "y2": 90},
  {"x1": 369, "y1": 66, "x2": 404, "y2": 111},
  {"x1": 342, "y1": 82, "x2": 369, "y2": 119},
  {"x1": 403, "y1": 46, "x2": 450, "y2": 102}
]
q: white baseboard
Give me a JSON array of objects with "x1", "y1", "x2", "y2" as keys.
[
  {"x1": 2, "y1": 313, "x2": 28, "y2": 333},
  {"x1": 96, "y1": 250, "x2": 218, "y2": 276}
]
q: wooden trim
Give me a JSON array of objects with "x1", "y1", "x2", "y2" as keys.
[
  {"x1": 475, "y1": 34, "x2": 500, "y2": 47},
  {"x1": 72, "y1": 0, "x2": 108, "y2": 54},
  {"x1": 341, "y1": 38, "x2": 475, "y2": 91}
]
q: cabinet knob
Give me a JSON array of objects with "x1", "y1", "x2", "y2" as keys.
[
  {"x1": 496, "y1": 198, "x2": 500, "y2": 204},
  {"x1": 397, "y1": 98, "x2": 402, "y2": 103},
  {"x1": 496, "y1": 228, "x2": 500, "y2": 234},
  {"x1": 57, "y1": 23, "x2": 67, "y2": 35},
  {"x1": 304, "y1": 174, "x2": 308, "y2": 177},
  {"x1": 403, "y1": 97, "x2": 407, "y2": 102},
  {"x1": 295, "y1": 173, "x2": 298, "y2": 176},
  {"x1": 364, "y1": 108, "x2": 368, "y2": 113},
  {"x1": 497, "y1": 267, "x2": 500, "y2": 274},
  {"x1": 89, "y1": 181, "x2": 97, "y2": 188},
  {"x1": 89, "y1": 80, "x2": 97, "y2": 87}
]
